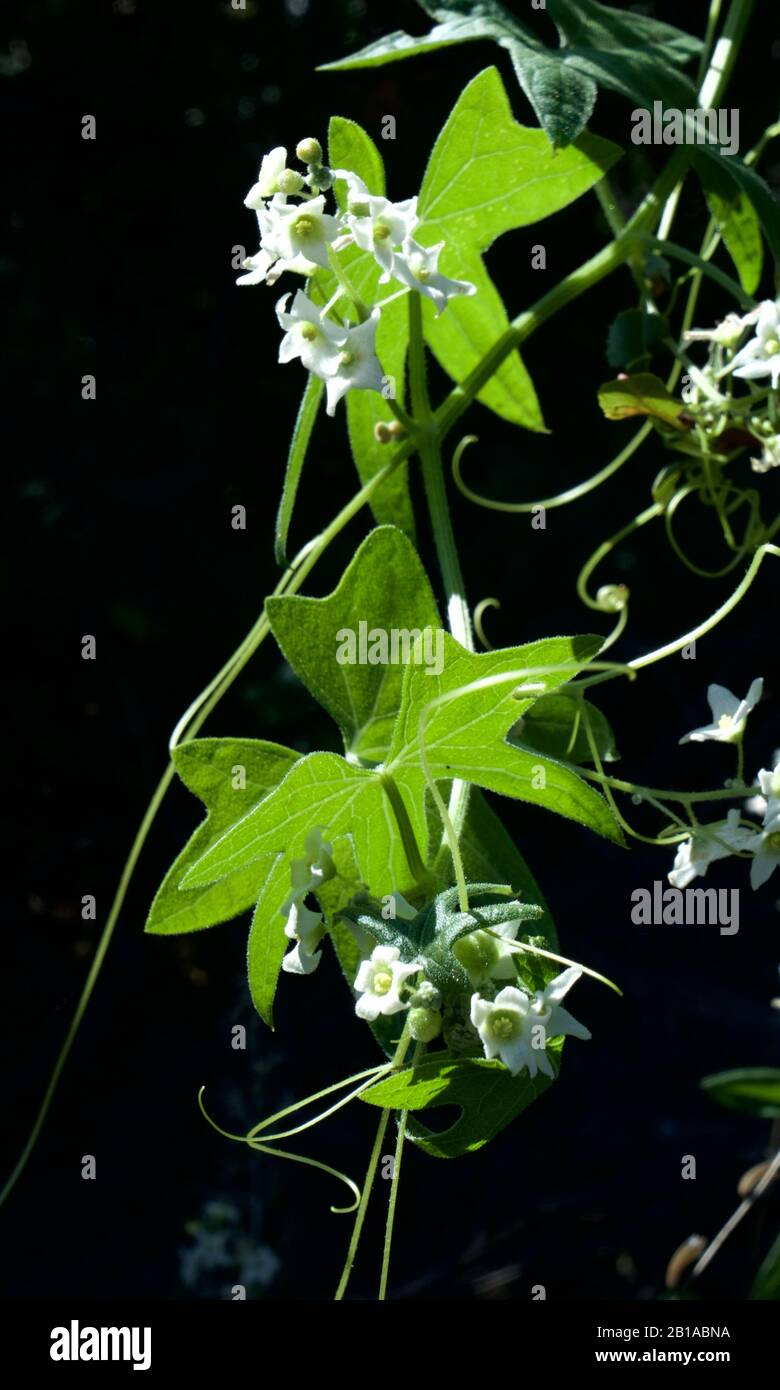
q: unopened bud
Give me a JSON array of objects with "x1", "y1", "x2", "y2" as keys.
[
  {"x1": 408, "y1": 1007, "x2": 442, "y2": 1043},
  {"x1": 296, "y1": 137, "x2": 322, "y2": 165},
  {"x1": 278, "y1": 168, "x2": 305, "y2": 195},
  {"x1": 307, "y1": 163, "x2": 333, "y2": 191},
  {"x1": 411, "y1": 981, "x2": 441, "y2": 1011},
  {"x1": 596, "y1": 583, "x2": 629, "y2": 613}
]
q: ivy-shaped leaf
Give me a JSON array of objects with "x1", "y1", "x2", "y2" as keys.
[
  {"x1": 145, "y1": 738, "x2": 301, "y2": 936},
  {"x1": 266, "y1": 526, "x2": 440, "y2": 765},
  {"x1": 383, "y1": 630, "x2": 623, "y2": 850},
  {"x1": 361, "y1": 1043, "x2": 561, "y2": 1158},
  {"x1": 416, "y1": 67, "x2": 622, "y2": 427}
]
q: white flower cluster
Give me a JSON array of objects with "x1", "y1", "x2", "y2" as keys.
[
  {"x1": 685, "y1": 299, "x2": 780, "y2": 473},
  {"x1": 237, "y1": 140, "x2": 475, "y2": 415},
  {"x1": 352, "y1": 932, "x2": 590, "y2": 1079},
  {"x1": 452, "y1": 917, "x2": 590, "y2": 1076},
  {"x1": 671, "y1": 679, "x2": 780, "y2": 891}
]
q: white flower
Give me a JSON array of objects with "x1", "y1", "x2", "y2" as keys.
[
  {"x1": 336, "y1": 170, "x2": 419, "y2": 273},
  {"x1": 452, "y1": 919, "x2": 524, "y2": 988},
  {"x1": 470, "y1": 968, "x2": 590, "y2": 1079},
  {"x1": 236, "y1": 247, "x2": 276, "y2": 286},
  {"x1": 680, "y1": 678, "x2": 763, "y2": 744},
  {"x1": 324, "y1": 310, "x2": 384, "y2": 416},
  {"x1": 237, "y1": 196, "x2": 319, "y2": 287},
  {"x1": 281, "y1": 901, "x2": 325, "y2": 975},
  {"x1": 685, "y1": 311, "x2": 755, "y2": 349},
  {"x1": 746, "y1": 807, "x2": 780, "y2": 889},
  {"x1": 275, "y1": 290, "x2": 345, "y2": 376},
  {"x1": 751, "y1": 434, "x2": 780, "y2": 473},
  {"x1": 279, "y1": 826, "x2": 335, "y2": 976},
  {"x1": 353, "y1": 946, "x2": 420, "y2": 1021},
  {"x1": 387, "y1": 236, "x2": 476, "y2": 316},
  {"x1": 668, "y1": 808, "x2": 758, "y2": 888},
  {"x1": 757, "y1": 757, "x2": 780, "y2": 822},
  {"x1": 244, "y1": 146, "x2": 288, "y2": 208},
  {"x1": 262, "y1": 194, "x2": 343, "y2": 271},
  {"x1": 728, "y1": 300, "x2": 780, "y2": 390}
]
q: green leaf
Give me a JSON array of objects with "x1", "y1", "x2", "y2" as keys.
[
  {"x1": 246, "y1": 852, "x2": 288, "y2": 1027},
  {"x1": 180, "y1": 751, "x2": 413, "y2": 900},
  {"x1": 275, "y1": 374, "x2": 324, "y2": 566},
  {"x1": 266, "y1": 526, "x2": 441, "y2": 764},
  {"x1": 416, "y1": 66, "x2": 622, "y2": 426},
  {"x1": 511, "y1": 691, "x2": 619, "y2": 764},
  {"x1": 321, "y1": 0, "x2": 701, "y2": 149},
  {"x1": 182, "y1": 636, "x2": 620, "y2": 921},
  {"x1": 361, "y1": 1044, "x2": 560, "y2": 1157},
  {"x1": 145, "y1": 739, "x2": 301, "y2": 936},
  {"x1": 385, "y1": 631, "x2": 623, "y2": 847},
  {"x1": 701, "y1": 1068, "x2": 780, "y2": 1120},
  {"x1": 598, "y1": 373, "x2": 690, "y2": 430},
  {"x1": 691, "y1": 148, "x2": 780, "y2": 272},
  {"x1": 751, "y1": 1232, "x2": 780, "y2": 1301},
  {"x1": 606, "y1": 309, "x2": 669, "y2": 371},
  {"x1": 706, "y1": 187, "x2": 763, "y2": 298},
  {"x1": 503, "y1": 42, "x2": 596, "y2": 151},
  {"x1": 327, "y1": 117, "x2": 415, "y2": 536}
]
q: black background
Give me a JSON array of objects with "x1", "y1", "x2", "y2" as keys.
[{"x1": 3, "y1": 0, "x2": 780, "y2": 1300}]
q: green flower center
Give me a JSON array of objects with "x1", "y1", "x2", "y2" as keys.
[
  {"x1": 489, "y1": 1010, "x2": 520, "y2": 1042},
  {"x1": 718, "y1": 714, "x2": 734, "y2": 730},
  {"x1": 348, "y1": 199, "x2": 370, "y2": 218},
  {"x1": 373, "y1": 969, "x2": 394, "y2": 996},
  {"x1": 339, "y1": 350, "x2": 354, "y2": 367},
  {"x1": 408, "y1": 254, "x2": 430, "y2": 283},
  {"x1": 766, "y1": 831, "x2": 780, "y2": 852},
  {"x1": 373, "y1": 221, "x2": 391, "y2": 242},
  {"x1": 764, "y1": 336, "x2": 780, "y2": 356},
  {"x1": 294, "y1": 215, "x2": 316, "y2": 239},
  {"x1": 300, "y1": 323, "x2": 318, "y2": 342}
]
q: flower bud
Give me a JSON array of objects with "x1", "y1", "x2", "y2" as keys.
[
  {"x1": 307, "y1": 163, "x2": 333, "y2": 192},
  {"x1": 410, "y1": 981, "x2": 442, "y2": 1011},
  {"x1": 278, "y1": 168, "x2": 305, "y2": 195},
  {"x1": 408, "y1": 1007, "x2": 442, "y2": 1043},
  {"x1": 595, "y1": 583, "x2": 629, "y2": 613},
  {"x1": 373, "y1": 421, "x2": 393, "y2": 444},
  {"x1": 296, "y1": 137, "x2": 322, "y2": 165}
]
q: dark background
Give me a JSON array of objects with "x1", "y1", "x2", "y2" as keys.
[{"x1": 3, "y1": 0, "x2": 780, "y2": 1300}]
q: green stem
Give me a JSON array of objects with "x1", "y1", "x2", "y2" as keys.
[
  {"x1": 0, "y1": 764, "x2": 173, "y2": 1209},
  {"x1": 408, "y1": 292, "x2": 474, "y2": 880},
  {"x1": 334, "y1": 1023, "x2": 412, "y2": 1300},
  {"x1": 379, "y1": 1100, "x2": 411, "y2": 1301}
]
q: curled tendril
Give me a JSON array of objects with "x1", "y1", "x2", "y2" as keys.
[
  {"x1": 577, "y1": 502, "x2": 663, "y2": 611},
  {"x1": 196, "y1": 1071, "x2": 392, "y2": 1215},
  {"x1": 473, "y1": 596, "x2": 501, "y2": 650},
  {"x1": 451, "y1": 425, "x2": 652, "y2": 515}
]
